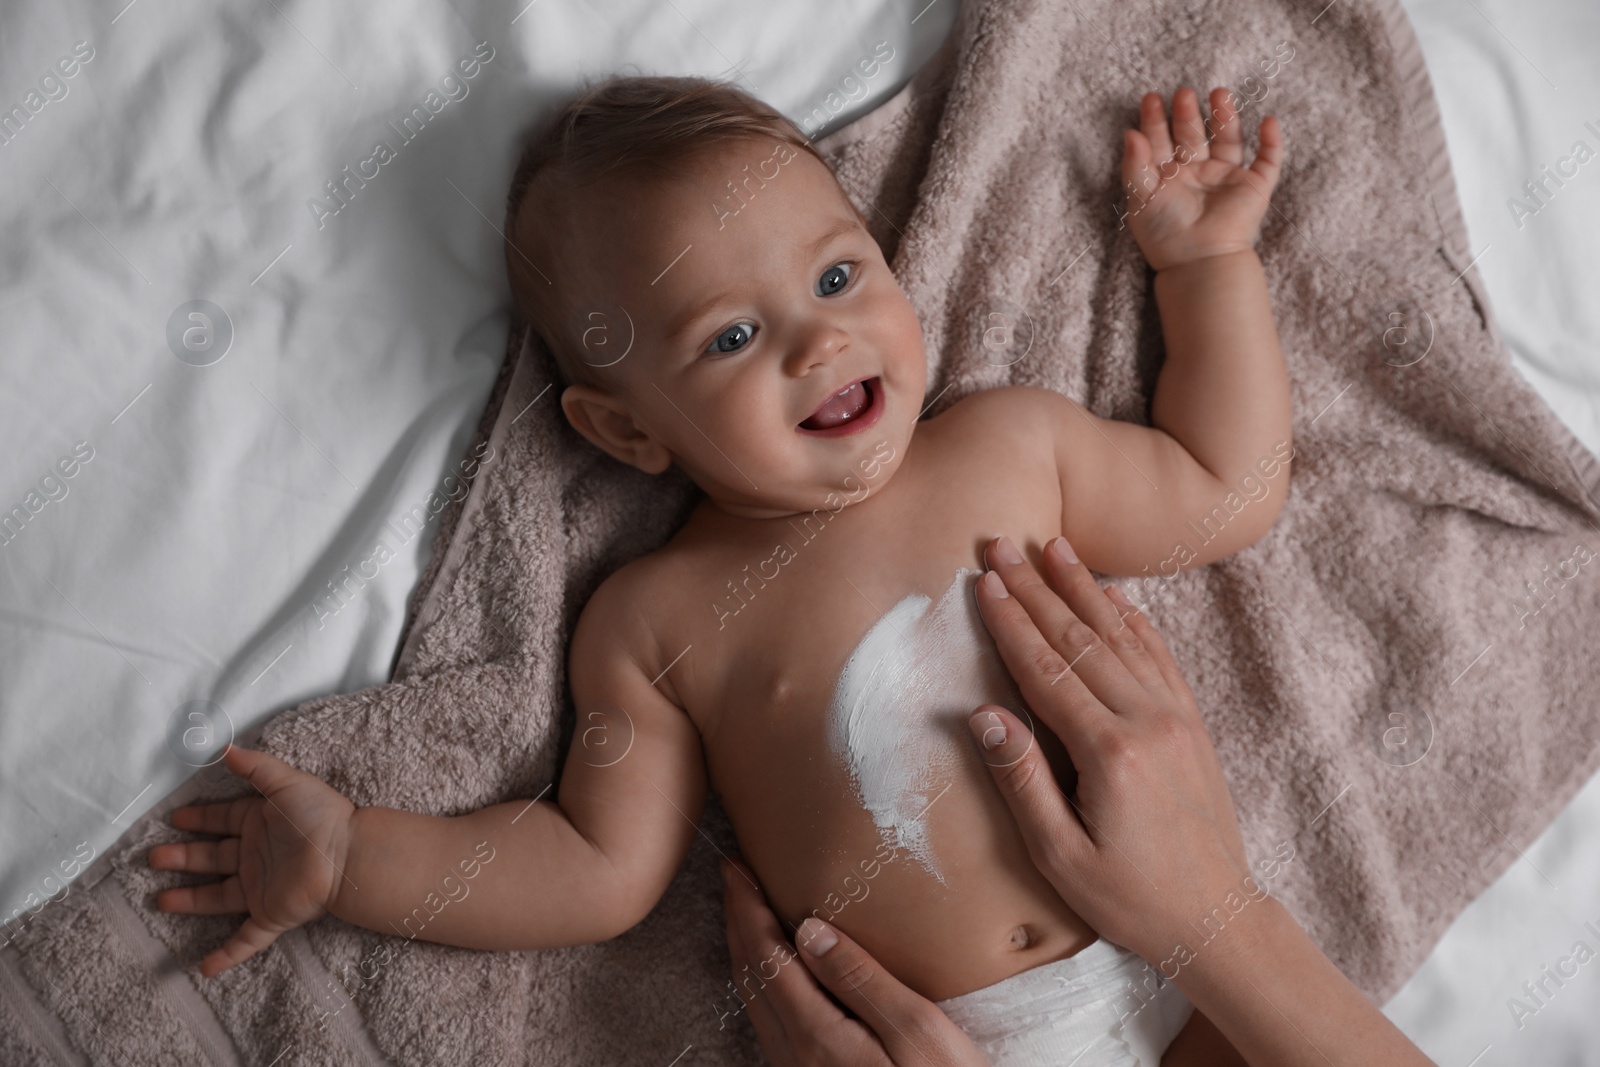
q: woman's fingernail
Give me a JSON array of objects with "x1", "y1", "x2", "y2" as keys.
[
  {"x1": 798, "y1": 917, "x2": 838, "y2": 956},
  {"x1": 993, "y1": 536, "x2": 1023, "y2": 565},
  {"x1": 970, "y1": 710, "x2": 1007, "y2": 750},
  {"x1": 1105, "y1": 584, "x2": 1134, "y2": 608},
  {"x1": 982, "y1": 570, "x2": 1009, "y2": 599},
  {"x1": 1048, "y1": 536, "x2": 1079, "y2": 565}
]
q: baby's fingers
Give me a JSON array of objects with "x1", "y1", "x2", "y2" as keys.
[
  {"x1": 1138, "y1": 91, "x2": 1173, "y2": 160},
  {"x1": 149, "y1": 837, "x2": 240, "y2": 876},
  {"x1": 199, "y1": 917, "x2": 281, "y2": 978},
  {"x1": 1208, "y1": 88, "x2": 1244, "y2": 166},
  {"x1": 1171, "y1": 87, "x2": 1209, "y2": 162},
  {"x1": 1249, "y1": 115, "x2": 1285, "y2": 191},
  {"x1": 1121, "y1": 130, "x2": 1158, "y2": 213},
  {"x1": 156, "y1": 874, "x2": 247, "y2": 916},
  {"x1": 170, "y1": 796, "x2": 255, "y2": 837}
]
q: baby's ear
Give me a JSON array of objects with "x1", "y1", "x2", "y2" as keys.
[{"x1": 560, "y1": 384, "x2": 673, "y2": 475}]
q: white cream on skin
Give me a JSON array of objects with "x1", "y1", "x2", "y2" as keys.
[{"x1": 827, "y1": 567, "x2": 1025, "y2": 882}]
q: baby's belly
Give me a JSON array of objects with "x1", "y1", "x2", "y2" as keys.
[{"x1": 704, "y1": 568, "x2": 1096, "y2": 1002}]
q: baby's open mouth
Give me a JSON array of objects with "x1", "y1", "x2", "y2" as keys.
[{"x1": 798, "y1": 377, "x2": 883, "y2": 436}]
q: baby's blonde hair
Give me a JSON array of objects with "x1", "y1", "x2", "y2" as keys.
[{"x1": 503, "y1": 75, "x2": 832, "y2": 387}]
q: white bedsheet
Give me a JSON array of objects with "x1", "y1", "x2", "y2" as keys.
[
  {"x1": 5, "y1": 0, "x2": 1598, "y2": 1056},
  {"x1": 1382, "y1": 0, "x2": 1600, "y2": 1061},
  {"x1": 0, "y1": 0, "x2": 956, "y2": 925}
]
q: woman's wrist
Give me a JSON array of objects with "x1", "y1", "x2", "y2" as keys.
[
  {"x1": 1164, "y1": 890, "x2": 1301, "y2": 987},
  {"x1": 1131, "y1": 865, "x2": 1264, "y2": 968},
  {"x1": 1164, "y1": 893, "x2": 1433, "y2": 1066}
]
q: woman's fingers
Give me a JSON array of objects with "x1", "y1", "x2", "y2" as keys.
[
  {"x1": 720, "y1": 861, "x2": 798, "y2": 1057},
  {"x1": 795, "y1": 916, "x2": 985, "y2": 1067},
  {"x1": 1138, "y1": 90, "x2": 1174, "y2": 161},
  {"x1": 982, "y1": 537, "x2": 1154, "y2": 721},
  {"x1": 1103, "y1": 584, "x2": 1200, "y2": 720},
  {"x1": 1032, "y1": 538, "x2": 1178, "y2": 708},
  {"x1": 721, "y1": 858, "x2": 867, "y2": 1062},
  {"x1": 967, "y1": 705, "x2": 1089, "y2": 880},
  {"x1": 1171, "y1": 86, "x2": 1210, "y2": 162},
  {"x1": 155, "y1": 874, "x2": 247, "y2": 916},
  {"x1": 974, "y1": 565, "x2": 1114, "y2": 758},
  {"x1": 148, "y1": 836, "x2": 240, "y2": 876},
  {"x1": 722, "y1": 858, "x2": 984, "y2": 1065}
]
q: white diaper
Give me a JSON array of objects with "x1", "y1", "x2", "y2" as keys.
[{"x1": 935, "y1": 938, "x2": 1193, "y2": 1067}]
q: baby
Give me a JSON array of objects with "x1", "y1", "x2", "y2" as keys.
[{"x1": 153, "y1": 75, "x2": 1291, "y2": 1066}]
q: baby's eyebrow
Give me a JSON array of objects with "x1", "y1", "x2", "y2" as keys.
[
  {"x1": 803, "y1": 217, "x2": 862, "y2": 259},
  {"x1": 665, "y1": 289, "x2": 738, "y2": 347},
  {"x1": 663, "y1": 217, "x2": 864, "y2": 346}
]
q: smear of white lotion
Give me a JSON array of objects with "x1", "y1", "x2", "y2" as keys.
[{"x1": 827, "y1": 567, "x2": 1025, "y2": 883}]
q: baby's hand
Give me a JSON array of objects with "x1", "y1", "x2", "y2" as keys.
[
  {"x1": 148, "y1": 744, "x2": 356, "y2": 977},
  {"x1": 1119, "y1": 86, "x2": 1284, "y2": 272}
]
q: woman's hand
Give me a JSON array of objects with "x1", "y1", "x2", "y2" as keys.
[
  {"x1": 148, "y1": 743, "x2": 356, "y2": 977},
  {"x1": 971, "y1": 535, "x2": 1253, "y2": 964},
  {"x1": 971, "y1": 537, "x2": 1436, "y2": 1066},
  {"x1": 720, "y1": 856, "x2": 987, "y2": 1066},
  {"x1": 1120, "y1": 86, "x2": 1283, "y2": 271}
]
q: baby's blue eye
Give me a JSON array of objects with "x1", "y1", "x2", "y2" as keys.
[
  {"x1": 708, "y1": 322, "x2": 754, "y2": 354},
  {"x1": 817, "y1": 262, "x2": 853, "y2": 296}
]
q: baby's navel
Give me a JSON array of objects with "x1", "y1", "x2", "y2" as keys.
[{"x1": 1008, "y1": 924, "x2": 1039, "y2": 951}]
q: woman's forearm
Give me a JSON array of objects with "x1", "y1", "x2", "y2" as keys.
[{"x1": 1169, "y1": 895, "x2": 1434, "y2": 1066}]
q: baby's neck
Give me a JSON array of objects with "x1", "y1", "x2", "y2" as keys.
[{"x1": 692, "y1": 434, "x2": 909, "y2": 523}]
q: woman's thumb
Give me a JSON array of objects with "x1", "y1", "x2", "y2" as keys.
[{"x1": 967, "y1": 705, "x2": 1085, "y2": 875}]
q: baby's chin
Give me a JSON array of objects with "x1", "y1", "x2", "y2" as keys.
[{"x1": 694, "y1": 440, "x2": 908, "y2": 522}]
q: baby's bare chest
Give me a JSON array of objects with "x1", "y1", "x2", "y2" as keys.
[{"x1": 666, "y1": 486, "x2": 1059, "y2": 807}]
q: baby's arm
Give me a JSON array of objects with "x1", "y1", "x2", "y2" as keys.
[
  {"x1": 153, "y1": 575, "x2": 705, "y2": 972},
  {"x1": 973, "y1": 86, "x2": 1290, "y2": 578},
  {"x1": 331, "y1": 582, "x2": 705, "y2": 949}
]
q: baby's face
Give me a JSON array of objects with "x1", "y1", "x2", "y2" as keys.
[{"x1": 561, "y1": 137, "x2": 927, "y2": 518}]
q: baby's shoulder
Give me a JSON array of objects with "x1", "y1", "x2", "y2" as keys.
[
  {"x1": 573, "y1": 525, "x2": 727, "y2": 639},
  {"x1": 915, "y1": 385, "x2": 1072, "y2": 470},
  {"x1": 925, "y1": 384, "x2": 1069, "y2": 440},
  {"x1": 577, "y1": 547, "x2": 678, "y2": 627}
]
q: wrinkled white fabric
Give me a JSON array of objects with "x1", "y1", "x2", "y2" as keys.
[{"x1": 936, "y1": 938, "x2": 1194, "y2": 1067}]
